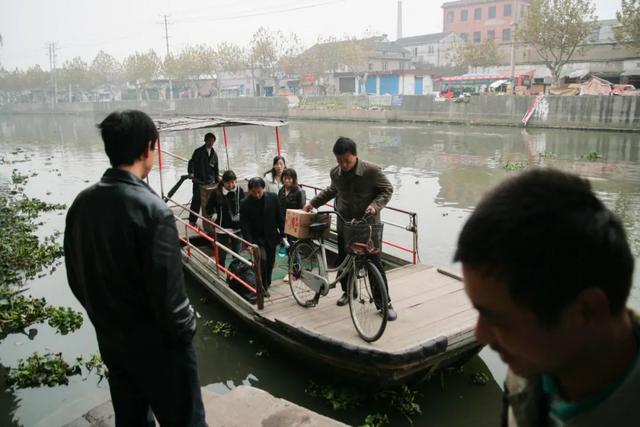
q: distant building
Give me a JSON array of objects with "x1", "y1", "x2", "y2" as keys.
[
  {"x1": 442, "y1": 0, "x2": 530, "y2": 44},
  {"x1": 396, "y1": 32, "x2": 462, "y2": 67},
  {"x1": 470, "y1": 19, "x2": 640, "y2": 87}
]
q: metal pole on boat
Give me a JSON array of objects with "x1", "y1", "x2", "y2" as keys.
[
  {"x1": 223, "y1": 127, "x2": 230, "y2": 170},
  {"x1": 275, "y1": 127, "x2": 281, "y2": 156},
  {"x1": 251, "y1": 246, "x2": 264, "y2": 310},
  {"x1": 156, "y1": 136, "x2": 165, "y2": 198}
]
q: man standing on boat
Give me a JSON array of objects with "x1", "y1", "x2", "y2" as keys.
[
  {"x1": 64, "y1": 110, "x2": 207, "y2": 427},
  {"x1": 188, "y1": 132, "x2": 219, "y2": 226},
  {"x1": 455, "y1": 168, "x2": 638, "y2": 427},
  {"x1": 240, "y1": 177, "x2": 284, "y2": 296},
  {"x1": 304, "y1": 136, "x2": 397, "y2": 321}
]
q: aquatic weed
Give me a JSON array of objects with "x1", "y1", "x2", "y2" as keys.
[
  {"x1": 204, "y1": 320, "x2": 235, "y2": 337},
  {"x1": 503, "y1": 161, "x2": 528, "y2": 172},
  {"x1": 374, "y1": 385, "x2": 422, "y2": 425},
  {"x1": 360, "y1": 413, "x2": 389, "y2": 427},
  {"x1": 305, "y1": 381, "x2": 363, "y2": 411},
  {"x1": 46, "y1": 306, "x2": 84, "y2": 335},
  {"x1": 582, "y1": 151, "x2": 602, "y2": 161},
  {"x1": 6, "y1": 352, "x2": 81, "y2": 388}
]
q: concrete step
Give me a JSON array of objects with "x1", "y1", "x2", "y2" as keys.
[{"x1": 63, "y1": 385, "x2": 347, "y2": 427}]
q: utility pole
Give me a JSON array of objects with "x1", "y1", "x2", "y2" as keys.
[
  {"x1": 161, "y1": 14, "x2": 173, "y2": 100},
  {"x1": 47, "y1": 42, "x2": 58, "y2": 106},
  {"x1": 510, "y1": 0, "x2": 520, "y2": 93},
  {"x1": 397, "y1": 1, "x2": 403, "y2": 40}
]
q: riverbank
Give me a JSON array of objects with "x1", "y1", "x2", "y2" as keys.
[
  {"x1": 0, "y1": 94, "x2": 638, "y2": 132},
  {"x1": 63, "y1": 385, "x2": 348, "y2": 427}
]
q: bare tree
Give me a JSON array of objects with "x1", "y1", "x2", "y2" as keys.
[{"x1": 517, "y1": 0, "x2": 599, "y2": 84}]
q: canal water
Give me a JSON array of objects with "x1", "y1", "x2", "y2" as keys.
[{"x1": 1, "y1": 114, "x2": 639, "y2": 426}]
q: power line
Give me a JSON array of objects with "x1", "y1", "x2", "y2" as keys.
[{"x1": 173, "y1": 0, "x2": 345, "y2": 24}]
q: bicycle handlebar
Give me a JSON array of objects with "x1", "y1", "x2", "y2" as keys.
[{"x1": 316, "y1": 210, "x2": 373, "y2": 224}]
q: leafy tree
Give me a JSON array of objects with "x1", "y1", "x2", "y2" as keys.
[
  {"x1": 90, "y1": 50, "x2": 122, "y2": 84},
  {"x1": 516, "y1": 0, "x2": 599, "y2": 84},
  {"x1": 615, "y1": 0, "x2": 640, "y2": 52},
  {"x1": 249, "y1": 27, "x2": 286, "y2": 77},
  {"x1": 123, "y1": 50, "x2": 161, "y2": 83},
  {"x1": 123, "y1": 50, "x2": 161, "y2": 100},
  {"x1": 213, "y1": 42, "x2": 245, "y2": 75},
  {"x1": 58, "y1": 57, "x2": 92, "y2": 93},
  {"x1": 448, "y1": 39, "x2": 501, "y2": 70}
]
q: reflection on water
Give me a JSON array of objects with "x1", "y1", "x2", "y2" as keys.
[{"x1": 0, "y1": 114, "x2": 638, "y2": 426}]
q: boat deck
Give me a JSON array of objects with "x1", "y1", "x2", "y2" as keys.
[
  {"x1": 260, "y1": 263, "x2": 476, "y2": 353},
  {"x1": 174, "y1": 212, "x2": 480, "y2": 383}
]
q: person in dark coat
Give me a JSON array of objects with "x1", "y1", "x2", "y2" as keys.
[
  {"x1": 305, "y1": 136, "x2": 396, "y2": 321},
  {"x1": 188, "y1": 132, "x2": 219, "y2": 225},
  {"x1": 64, "y1": 110, "x2": 206, "y2": 427},
  {"x1": 277, "y1": 168, "x2": 306, "y2": 220},
  {"x1": 205, "y1": 170, "x2": 244, "y2": 267},
  {"x1": 240, "y1": 177, "x2": 284, "y2": 293}
]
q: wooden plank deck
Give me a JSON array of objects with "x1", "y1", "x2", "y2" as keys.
[
  {"x1": 175, "y1": 211, "x2": 478, "y2": 361},
  {"x1": 259, "y1": 264, "x2": 477, "y2": 353}
]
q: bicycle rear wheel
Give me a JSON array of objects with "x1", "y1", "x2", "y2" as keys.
[
  {"x1": 348, "y1": 259, "x2": 388, "y2": 342},
  {"x1": 288, "y1": 241, "x2": 323, "y2": 307}
]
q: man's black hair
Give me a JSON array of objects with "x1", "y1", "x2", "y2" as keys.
[
  {"x1": 204, "y1": 132, "x2": 216, "y2": 142},
  {"x1": 97, "y1": 110, "x2": 158, "y2": 167},
  {"x1": 248, "y1": 177, "x2": 266, "y2": 190},
  {"x1": 333, "y1": 137, "x2": 357, "y2": 156},
  {"x1": 454, "y1": 168, "x2": 634, "y2": 325}
]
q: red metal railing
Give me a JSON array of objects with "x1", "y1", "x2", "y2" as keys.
[{"x1": 167, "y1": 197, "x2": 266, "y2": 309}]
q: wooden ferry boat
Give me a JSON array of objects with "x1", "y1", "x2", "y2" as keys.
[{"x1": 155, "y1": 116, "x2": 482, "y2": 385}]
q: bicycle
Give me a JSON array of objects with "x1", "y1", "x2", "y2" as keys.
[{"x1": 287, "y1": 211, "x2": 389, "y2": 342}]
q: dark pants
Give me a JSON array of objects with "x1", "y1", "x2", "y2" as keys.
[
  {"x1": 189, "y1": 183, "x2": 201, "y2": 224},
  {"x1": 217, "y1": 232, "x2": 241, "y2": 267},
  {"x1": 337, "y1": 228, "x2": 391, "y2": 304},
  {"x1": 100, "y1": 342, "x2": 207, "y2": 427},
  {"x1": 257, "y1": 241, "x2": 276, "y2": 289}
]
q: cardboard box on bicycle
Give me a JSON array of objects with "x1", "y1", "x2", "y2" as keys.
[{"x1": 285, "y1": 209, "x2": 330, "y2": 239}]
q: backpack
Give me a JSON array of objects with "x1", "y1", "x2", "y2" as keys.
[{"x1": 226, "y1": 258, "x2": 257, "y2": 304}]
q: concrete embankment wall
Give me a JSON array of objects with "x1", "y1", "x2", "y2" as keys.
[
  {"x1": 0, "y1": 97, "x2": 289, "y2": 119},
  {"x1": 292, "y1": 95, "x2": 640, "y2": 131},
  {"x1": 1, "y1": 95, "x2": 639, "y2": 131}
]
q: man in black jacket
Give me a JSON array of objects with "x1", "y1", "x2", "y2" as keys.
[
  {"x1": 240, "y1": 177, "x2": 284, "y2": 294},
  {"x1": 188, "y1": 132, "x2": 219, "y2": 225},
  {"x1": 64, "y1": 110, "x2": 207, "y2": 427}
]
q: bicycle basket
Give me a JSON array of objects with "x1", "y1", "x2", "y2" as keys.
[{"x1": 342, "y1": 222, "x2": 384, "y2": 255}]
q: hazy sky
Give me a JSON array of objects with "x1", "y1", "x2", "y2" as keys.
[{"x1": 0, "y1": 0, "x2": 621, "y2": 70}]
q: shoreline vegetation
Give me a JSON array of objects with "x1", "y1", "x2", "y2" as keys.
[{"x1": 0, "y1": 155, "x2": 107, "y2": 389}]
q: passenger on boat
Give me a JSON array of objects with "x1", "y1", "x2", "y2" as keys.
[
  {"x1": 64, "y1": 110, "x2": 207, "y2": 427},
  {"x1": 205, "y1": 170, "x2": 245, "y2": 268},
  {"x1": 264, "y1": 155, "x2": 286, "y2": 194},
  {"x1": 455, "y1": 168, "x2": 638, "y2": 427},
  {"x1": 277, "y1": 168, "x2": 306, "y2": 220},
  {"x1": 304, "y1": 137, "x2": 397, "y2": 321},
  {"x1": 188, "y1": 132, "x2": 219, "y2": 226},
  {"x1": 240, "y1": 177, "x2": 285, "y2": 296}
]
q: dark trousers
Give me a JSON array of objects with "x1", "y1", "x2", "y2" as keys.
[
  {"x1": 217, "y1": 232, "x2": 241, "y2": 267},
  {"x1": 189, "y1": 183, "x2": 201, "y2": 224},
  {"x1": 100, "y1": 342, "x2": 207, "y2": 427},
  {"x1": 336, "y1": 229, "x2": 391, "y2": 303},
  {"x1": 257, "y1": 241, "x2": 276, "y2": 289}
]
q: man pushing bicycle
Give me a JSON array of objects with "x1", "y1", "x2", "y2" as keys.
[{"x1": 304, "y1": 137, "x2": 397, "y2": 321}]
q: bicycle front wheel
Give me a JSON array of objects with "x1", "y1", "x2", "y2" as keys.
[
  {"x1": 288, "y1": 241, "x2": 323, "y2": 307},
  {"x1": 348, "y1": 259, "x2": 389, "y2": 342}
]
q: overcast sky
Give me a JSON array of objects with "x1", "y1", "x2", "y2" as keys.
[{"x1": 0, "y1": 0, "x2": 621, "y2": 70}]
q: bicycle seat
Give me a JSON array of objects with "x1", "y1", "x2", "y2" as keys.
[{"x1": 309, "y1": 222, "x2": 329, "y2": 233}]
